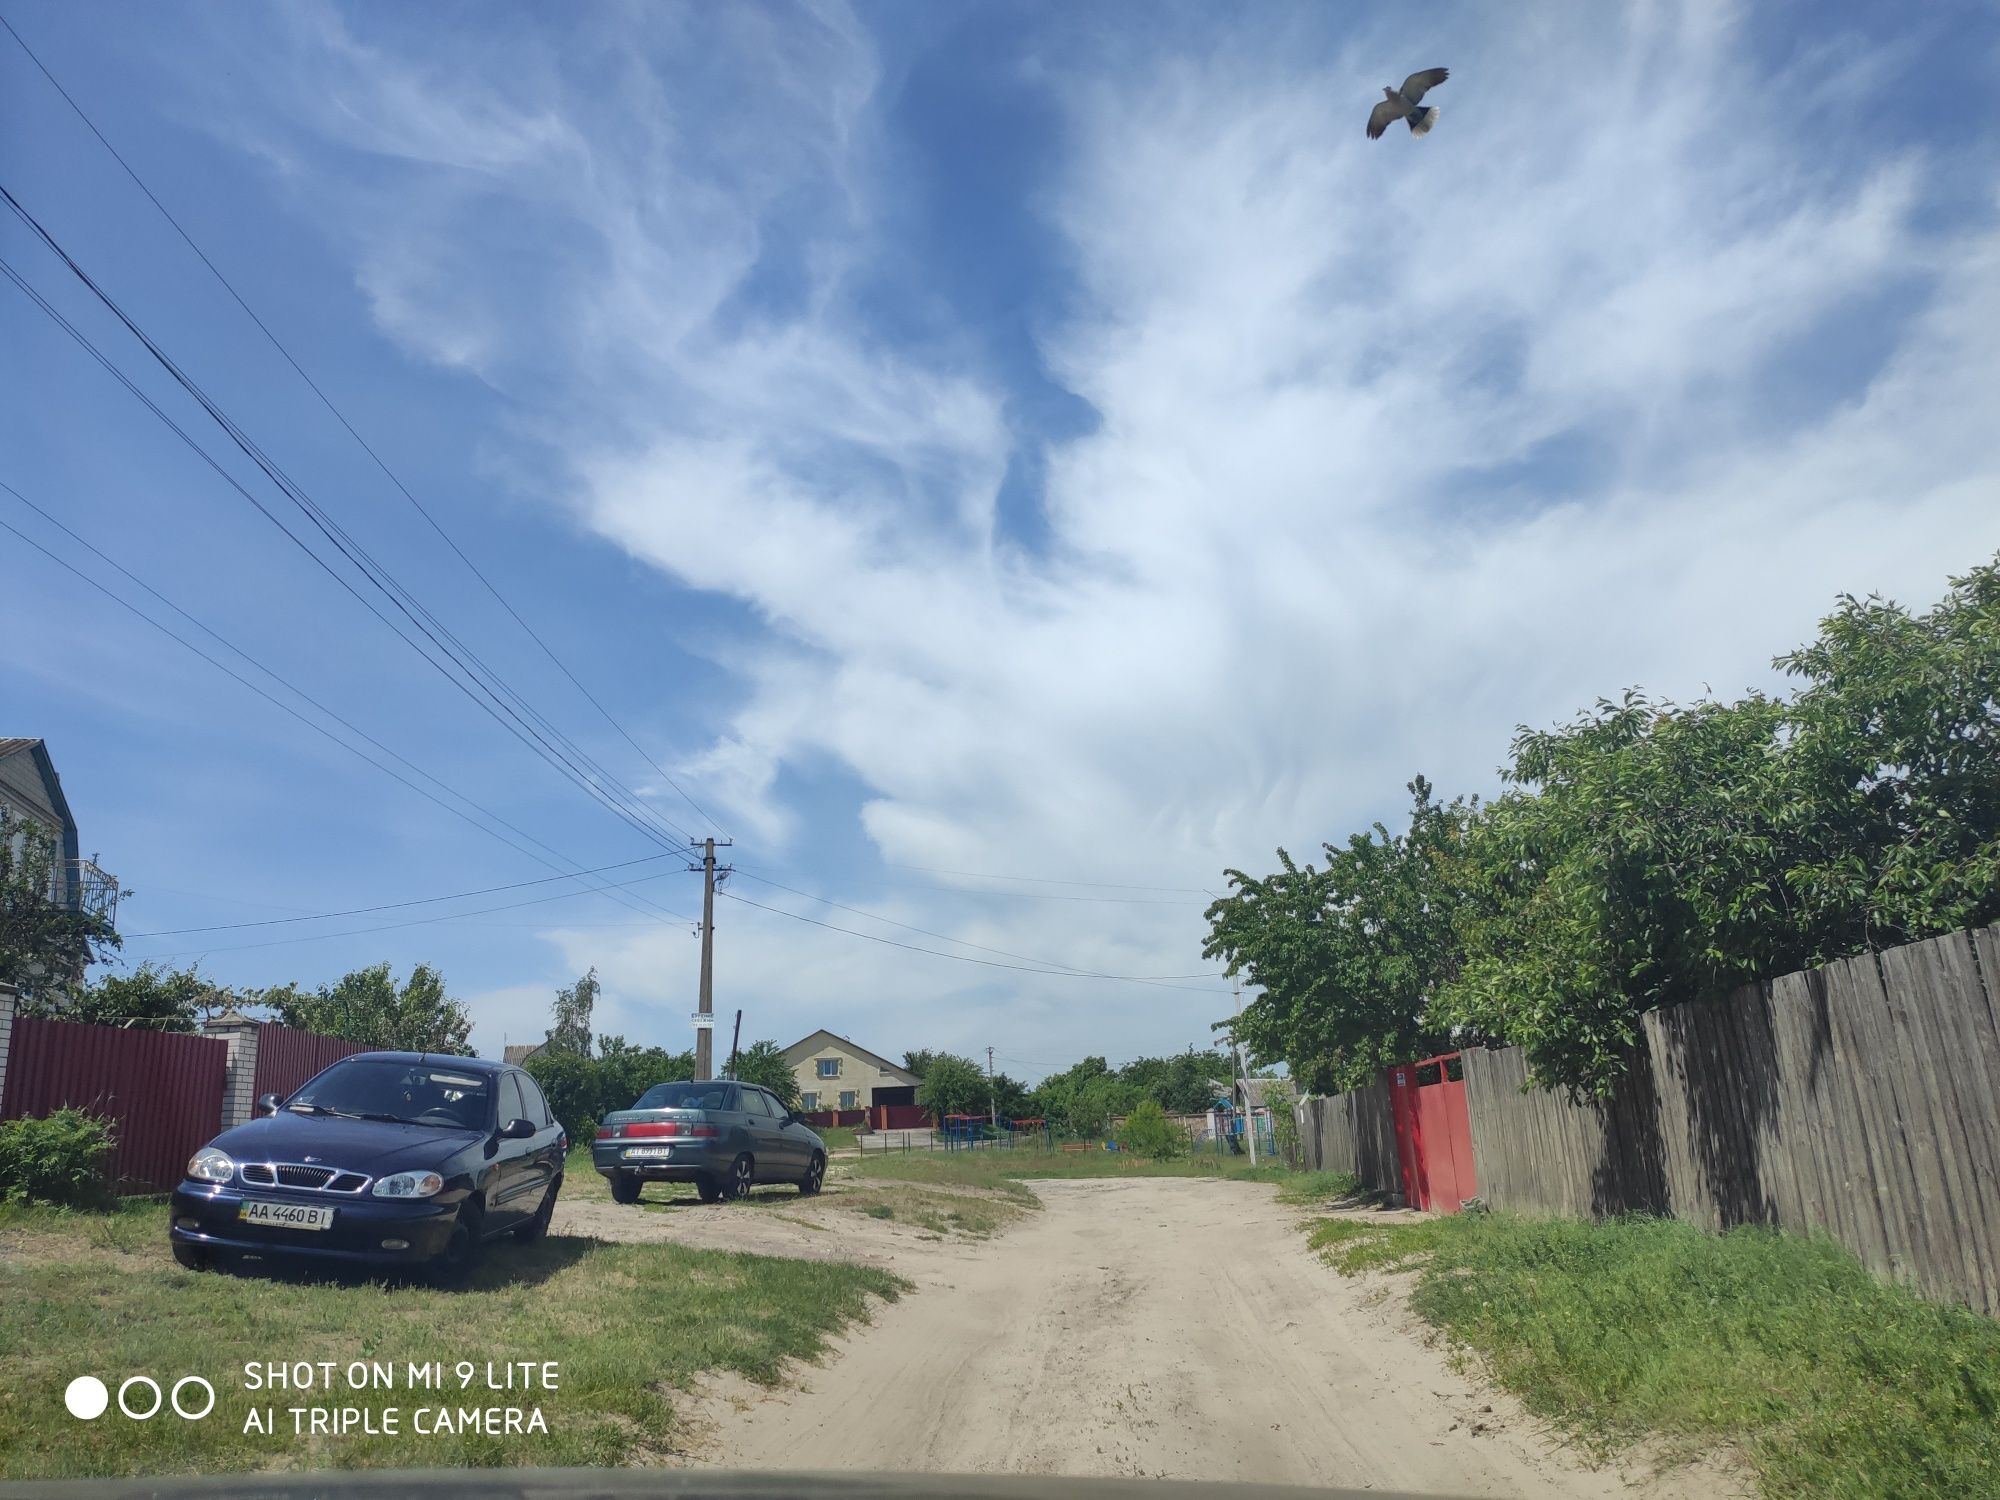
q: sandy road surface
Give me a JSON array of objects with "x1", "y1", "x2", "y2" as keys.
[{"x1": 693, "y1": 1178, "x2": 1718, "y2": 1497}]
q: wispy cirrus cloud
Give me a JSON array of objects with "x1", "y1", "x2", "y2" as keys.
[{"x1": 186, "y1": 1, "x2": 2000, "y2": 1068}]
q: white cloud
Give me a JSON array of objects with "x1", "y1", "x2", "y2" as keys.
[{"x1": 213, "y1": 4, "x2": 2000, "y2": 1074}]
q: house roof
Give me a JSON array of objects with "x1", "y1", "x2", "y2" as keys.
[
  {"x1": 0, "y1": 738, "x2": 79, "y2": 859},
  {"x1": 781, "y1": 1029, "x2": 921, "y2": 1086}
]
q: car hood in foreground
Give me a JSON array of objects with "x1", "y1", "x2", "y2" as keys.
[{"x1": 206, "y1": 1112, "x2": 487, "y2": 1176}]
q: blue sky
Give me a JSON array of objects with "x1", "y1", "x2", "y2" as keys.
[{"x1": 4, "y1": 1, "x2": 1998, "y2": 1080}]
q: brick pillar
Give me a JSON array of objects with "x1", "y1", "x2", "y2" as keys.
[
  {"x1": 204, "y1": 1010, "x2": 261, "y2": 1130},
  {"x1": 0, "y1": 981, "x2": 15, "y2": 1116}
]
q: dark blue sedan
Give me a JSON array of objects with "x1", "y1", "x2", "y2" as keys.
[{"x1": 169, "y1": 1052, "x2": 566, "y2": 1278}]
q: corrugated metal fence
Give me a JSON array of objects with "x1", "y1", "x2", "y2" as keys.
[
  {"x1": 251, "y1": 1021, "x2": 368, "y2": 1099},
  {"x1": 1299, "y1": 925, "x2": 2000, "y2": 1316},
  {"x1": 0, "y1": 1017, "x2": 226, "y2": 1193}
]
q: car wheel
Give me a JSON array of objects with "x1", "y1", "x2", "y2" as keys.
[
  {"x1": 171, "y1": 1241, "x2": 212, "y2": 1272},
  {"x1": 514, "y1": 1178, "x2": 560, "y2": 1242},
  {"x1": 430, "y1": 1203, "x2": 486, "y2": 1283},
  {"x1": 725, "y1": 1153, "x2": 754, "y2": 1200},
  {"x1": 696, "y1": 1175, "x2": 724, "y2": 1204},
  {"x1": 610, "y1": 1170, "x2": 641, "y2": 1205},
  {"x1": 798, "y1": 1152, "x2": 825, "y2": 1196}
]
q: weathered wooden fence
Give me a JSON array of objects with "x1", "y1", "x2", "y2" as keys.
[
  {"x1": 1295, "y1": 1079, "x2": 1399, "y2": 1195},
  {"x1": 1296, "y1": 926, "x2": 2000, "y2": 1315},
  {"x1": 1459, "y1": 926, "x2": 2000, "y2": 1315}
]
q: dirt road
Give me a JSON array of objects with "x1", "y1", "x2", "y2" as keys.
[{"x1": 693, "y1": 1177, "x2": 1719, "y2": 1497}]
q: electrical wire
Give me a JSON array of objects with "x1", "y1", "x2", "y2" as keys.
[
  {"x1": 0, "y1": 479, "x2": 692, "y2": 931},
  {"x1": 882, "y1": 861, "x2": 1213, "y2": 896},
  {"x1": 730, "y1": 869, "x2": 1223, "y2": 982},
  {"x1": 0, "y1": 210, "x2": 693, "y2": 857},
  {"x1": 0, "y1": 10, "x2": 728, "y2": 841},
  {"x1": 716, "y1": 889, "x2": 1228, "y2": 994},
  {"x1": 132, "y1": 865, "x2": 691, "y2": 960},
  {"x1": 124, "y1": 851, "x2": 683, "y2": 936}
]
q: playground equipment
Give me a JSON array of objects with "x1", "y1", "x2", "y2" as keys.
[{"x1": 940, "y1": 1114, "x2": 1051, "y2": 1150}]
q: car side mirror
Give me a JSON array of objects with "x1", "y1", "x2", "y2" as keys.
[
  {"x1": 256, "y1": 1092, "x2": 282, "y2": 1116},
  {"x1": 501, "y1": 1117, "x2": 536, "y2": 1140}
]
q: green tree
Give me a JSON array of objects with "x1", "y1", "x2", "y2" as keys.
[
  {"x1": 525, "y1": 1035, "x2": 695, "y2": 1142},
  {"x1": 261, "y1": 962, "x2": 472, "y2": 1053},
  {"x1": 901, "y1": 1049, "x2": 944, "y2": 1077},
  {"x1": 1214, "y1": 555, "x2": 2000, "y2": 1099},
  {"x1": 731, "y1": 1039, "x2": 802, "y2": 1109},
  {"x1": 545, "y1": 968, "x2": 598, "y2": 1056},
  {"x1": 1, "y1": 813, "x2": 119, "y2": 1009},
  {"x1": 1119, "y1": 1049, "x2": 1231, "y2": 1113},
  {"x1": 1204, "y1": 778, "x2": 1475, "y2": 1092},
  {"x1": 62, "y1": 963, "x2": 240, "y2": 1032},
  {"x1": 915, "y1": 1053, "x2": 988, "y2": 1119}
]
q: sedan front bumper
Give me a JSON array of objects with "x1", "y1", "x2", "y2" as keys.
[{"x1": 169, "y1": 1182, "x2": 461, "y2": 1264}]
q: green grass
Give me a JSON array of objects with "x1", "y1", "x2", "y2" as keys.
[
  {"x1": 1304, "y1": 1211, "x2": 2000, "y2": 1500},
  {"x1": 0, "y1": 1196, "x2": 904, "y2": 1480},
  {"x1": 814, "y1": 1127, "x2": 859, "y2": 1154}
]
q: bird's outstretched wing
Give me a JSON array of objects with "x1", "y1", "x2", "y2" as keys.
[
  {"x1": 1400, "y1": 67, "x2": 1449, "y2": 104},
  {"x1": 1367, "y1": 96, "x2": 1409, "y2": 139}
]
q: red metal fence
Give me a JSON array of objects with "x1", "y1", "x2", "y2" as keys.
[
  {"x1": 870, "y1": 1103, "x2": 929, "y2": 1130},
  {"x1": 251, "y1": 1021, "x2": 368, "y2": 1099},
  {"x1": 0, "y1": 1017, "x2": 227, "y2": 1193},
  {"x1": 800, "y1": 1108, "x2": 868, "y2": 1128}
]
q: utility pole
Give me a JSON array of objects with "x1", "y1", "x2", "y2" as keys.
[
  {"x1": 726, "y1": 1009, "x2": 743, "y2": 1079},
  {"x1": 688, "y1": 836, "x2": 733, "y2": 1079},
  {"x1": 986, "y1": 1045, "x2": 998, "y2": 1128},
  {"x1": 1232, "y1": 978, "x2": 1258, "y2": 1166}
]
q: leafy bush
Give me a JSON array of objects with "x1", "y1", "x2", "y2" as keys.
[
  {"x1": 1114, "y1": 1098, "x2": 1186, "y2": 1159},
  {"x1": 0, "y1": 1108, "x2": 116, "y2": 1207}
]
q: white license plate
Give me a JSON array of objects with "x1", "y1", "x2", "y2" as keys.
[
  {"x1": 240, "y1": 1200, "x2": 334, "y2": 1231},
  {"x1": 623, "y1": 1145, "x2": 674, "y2": 1159}
]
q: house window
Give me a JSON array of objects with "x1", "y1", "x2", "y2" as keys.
[
  {"x1": 800, "y1": 1092, "x2": 819, "y2": 1111},
  {"x1": 816, "y1": 1058, "x2": 841, "y2": 1079},
  {"x1": 839, "y1": 1090, "x2": 858, "y2": 1110}
]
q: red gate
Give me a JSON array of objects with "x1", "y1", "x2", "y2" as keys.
[
  {"x1": 0, "y1": 1017, "x2": 227, "y2": 1193},
  {"x1": 1387, "y1": 1052, "x2": 1477, "y2": 1213}
]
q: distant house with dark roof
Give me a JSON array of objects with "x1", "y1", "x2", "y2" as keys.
[
  {"x1": 781, "y1": 1029, "x2": 921, "y2": 1115},
  {"x1": 0, "y1": 738, "x2": 116, "y2": 925}
]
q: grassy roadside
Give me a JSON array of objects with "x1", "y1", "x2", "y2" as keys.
[
  {"x1": 0, "y1": 1196, "x2": 904, "y2": 1480},
  {"x1": 1306, "y1": 1212, "x2": 2000, "y2": 1500}
]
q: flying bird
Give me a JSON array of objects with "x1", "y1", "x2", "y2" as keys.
[{"x1": 1367, "y1": 67, "x2": 1449, "y2": 140}]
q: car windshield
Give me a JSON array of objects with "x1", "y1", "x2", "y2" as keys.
[
  {"x1": 287, "y1": 1060, "x2": 491, "y2": 1130},
  {"x1": 630, "y1": 1082, "x2": 734, "y2": 1111}
]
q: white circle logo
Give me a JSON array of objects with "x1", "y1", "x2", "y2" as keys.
[
  {"x1": 170, "y1": 1376, "x2": 216, "y2": 1421},
  {"x1": 64, "y1": 1376, "x2": 109, "y2": 1421},
  {"x1": 117, "y1": 1376, "x2": 163, "y2": 1421}
]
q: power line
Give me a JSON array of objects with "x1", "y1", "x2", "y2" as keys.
[
  {"x1": 883, "y1": 861, "x2": 1212, "y2": 896},
  {"x1": 132, "y1": 864, "x2": 692, "y2": 961},
  {"x1": 0, "y1": 479, "x2": 693, "y2": 932},
  {"x1": 730, "y1": 868, "x2": 1222, "y2": 982},
  {"x1": 124, "y1": 852, "x2": 684, "y2": 936},
  {"x1": 0, "y1": 10, "x2": 728, "y2": 841},
  {"x1": 716, "y1": 888, "x2": 1228, "y2": 994},
  {"x1": 0, "y1": 206, "x2": 692, "y2": 856}
]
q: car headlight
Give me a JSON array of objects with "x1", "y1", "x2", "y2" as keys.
[
  {"x1": 187, "y1": 1147, "x2": 235, "y2": 1184},
  {"x1": 371, "y1": 1171, "x2": 444, "y2": 1199}
]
